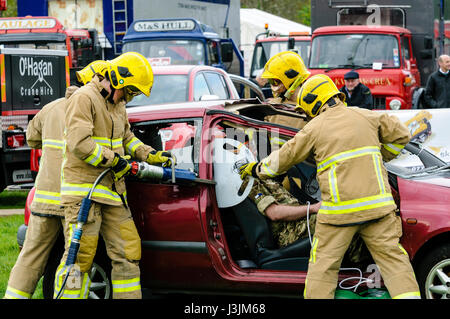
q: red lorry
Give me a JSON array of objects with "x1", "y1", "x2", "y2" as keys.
[
  {"x1": 309, "y1": 0, "x2": 445, "y2": 110},
  {"x1": 250, "y1": 31, "x2": 311, "y2": 98}
]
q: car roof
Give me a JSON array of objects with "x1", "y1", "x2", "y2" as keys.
[
  {"x1": 127, "y1": 100, "x2": 229, "y2": 123},
  {"x1": 127, "y1": 99, "x2": 305, "y2": 134}
]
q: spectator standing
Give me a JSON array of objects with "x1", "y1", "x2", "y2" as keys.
[
  {"x1": 340, "y1": 70, "x2": 373, "y2": 110},
  {"x1": 423, "y1": 54, "x2": 450, "y2": 108}
]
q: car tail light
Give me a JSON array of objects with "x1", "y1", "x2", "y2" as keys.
[
  {"x1": 7, "y1": 134, "x2": 25, "y2": 148},
  {"x1": 24, "y1": 187, "x2": 36, "y2": 226}
]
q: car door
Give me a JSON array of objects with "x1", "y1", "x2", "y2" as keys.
[{"x1": 126, "y1": 117, "x2": 220, "y2": 291}]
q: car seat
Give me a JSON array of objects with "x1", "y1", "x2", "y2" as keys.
[{"x1": 231, "y1": 197, "x2": 312, "y2": 271}]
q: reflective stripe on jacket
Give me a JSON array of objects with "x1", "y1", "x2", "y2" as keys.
[
  {"x1": 62, "y1": 75, "x2": 153, "y2": 206},
  {"x1": 256, "y1": 100, "x2": 411, "y2": 225},
  {"x1": 26, "y1": 86, "x2": 78, "y2": 216}
]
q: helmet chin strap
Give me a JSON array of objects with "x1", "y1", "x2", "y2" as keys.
[
  {"x1": 103, "y1": 71, "x2": 117, "y2": 104},
  {"x1": 284, "y1": 76, "x2": 304, "y2": 100},
  {"x1": 107, "y1": 84, "x2": 116, "y2": 104}
]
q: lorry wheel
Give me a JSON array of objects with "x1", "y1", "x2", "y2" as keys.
[{"x1": 416, "y1": 244, "x2": 450, "y2": 299}]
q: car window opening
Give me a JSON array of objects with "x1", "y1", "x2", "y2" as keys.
[{"x1": 212, "y1": 120, "x2": 374, "y2": 272}]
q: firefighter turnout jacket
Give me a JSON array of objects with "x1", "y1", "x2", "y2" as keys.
[
  {"x1": 255, "y1": 99, "x2": 411, "y2": 225},
  {"x1": 61, "y1": 75, "x2": 153, "y2": 206},
  {"x1": 26, "y1": 86, "x2": 79, "y2": 216}
]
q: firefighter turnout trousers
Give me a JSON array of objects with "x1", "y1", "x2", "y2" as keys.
[
  {"x1": 4, "y1": 214, "x2": 63, "y2": 299},
  {"x1": 304, "y1": 211, "x2": 420, "y2": 299},
  {"x1": 54, "y1": 202, "x2": 141, "y2": 299}
]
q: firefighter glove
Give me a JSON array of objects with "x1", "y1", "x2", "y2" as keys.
[
  {"x1": 239, "y1": 162, "x2": 258, "y2": 180},
  {"x1": 111, "y1": 154, "x2": 132, "y2": 181},
  {"x1": 146, "y1": 151, "x2": 175, "y2": 167}
]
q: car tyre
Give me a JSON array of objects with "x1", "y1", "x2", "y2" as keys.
[{"x1": 416, "y1": 244, "x2": 450, "y2": 299}]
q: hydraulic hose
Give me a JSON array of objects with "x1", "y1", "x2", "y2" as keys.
[
  {"x1": 305, "y1": 201, "x2": 374, "y2": 294},
  {"x1": 55, "y1": 168, "x2": 111, "y2": 299}
]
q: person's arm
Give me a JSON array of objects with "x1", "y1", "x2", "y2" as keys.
[
  {"x1": 361, "y1": 86, "x2": 374, "y2": 110},
  {"x1": 26, "y1": 108, "x2": 43, "y2": 149},
  {"x1": 65, "y1": 93, "x2": 115, "y2": 167},
  {"x1": 256, "y1": 124, "x2": 315, "y2": 180},
  {"x1": 378, "y1": 113, "x2": 411, "y2": 162},
  {"x1": 265, "y1": 201, "x2": 321, "y2": 222},
  {"x1": 423, "y1": 75, "x2": 437, "y2": 109}
]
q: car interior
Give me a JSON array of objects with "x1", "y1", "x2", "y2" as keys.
[{"x1": 131, "y1": 118, "x2": 373, "y2": 273}]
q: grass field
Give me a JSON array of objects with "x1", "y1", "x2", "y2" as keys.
[
  {"x1": 0, "y1": 190, "x2": 44, "y2": 299},
  {"x1": 0, "y1": 190, "x2": 29, "y2": 209},
  {"x1": 0, "y1": 214, "x2": 44, "y2": 299}
]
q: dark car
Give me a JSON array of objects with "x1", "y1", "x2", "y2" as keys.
[{"x1": 18, "y1": 99, "x2": 450, "y2": 299}]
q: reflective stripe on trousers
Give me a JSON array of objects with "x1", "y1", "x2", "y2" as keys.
[
  {"x1": 54, "y1": 261, "x2": 91, "y2": 299},
  {"x1": 4, "y1": 286, "x2": 31, "y2": 299},
  {"x1": 392, "y1": 291, "x2": 421, "y2": 299},
  {"x1": 112, "y1": 277, "x2": 141, "y2": 294}
]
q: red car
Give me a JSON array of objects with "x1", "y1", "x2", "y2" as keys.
[
  {"x1": 19, "y1": 100, "x2": 450, "y2": 299},
  {"x1": 126, "y1": 64, "x2": 263, "y2": 106},
  {"x1": 29, "y1": 65, "x2": 264, "y2": 176}
]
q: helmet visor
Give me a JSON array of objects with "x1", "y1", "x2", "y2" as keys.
[
  {"x1": 268, "y1": 78, "x2": 282, "y2": 86},
  {"x1": 124, "y1": 85, "x2": 142, "y2": 103}
]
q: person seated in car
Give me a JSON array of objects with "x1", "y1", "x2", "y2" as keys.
[{"x1": 244, "y1": 176, "x2": 368, "y2": 264}]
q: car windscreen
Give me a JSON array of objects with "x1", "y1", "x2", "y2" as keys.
[
  {"x1": 309, "y1": 34, "x2": 400, "y2": 69},
  {"x1": 123, "y1": 39, "x2": 205, "y2": 66},
  {"x1": 127, "y1": 74, "x2": 189, "y2": 106},
  {"x1": 251, "y1": 40, "x2": 310, "y2": 78}
]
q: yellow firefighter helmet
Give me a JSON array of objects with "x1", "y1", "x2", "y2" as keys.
[
  {"x1": 107, "y1": 51, "x2": 154, "y2": 97},
  {"x1": 261, "y1": 51, "x2": 310, "y2": 96},
  {"x1": 295, "y1": 74, "x2": 345, "y2": 118},
  {"x1": 76, "y1": 60, "x2": 109, "y2": 85}
]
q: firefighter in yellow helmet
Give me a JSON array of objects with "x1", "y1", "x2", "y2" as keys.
[
  {"x1": 54, "y1": 52, "x2": 172, "y2": 299},
  {"x1": 3, "y1": 60, "x2": 108, "y2": 299},
  {"x1": 75, "y1": 60, "x2": 109, "y2": 85},
  {"x1": 258, "y1": 51, "x2": 311, "y2": 130},
  {"x1": 240, "y1": 74, "x2": 421, "y2": 299},
  {"x1": 260, "y1": 51, "x2": 310, "y2": 103}
]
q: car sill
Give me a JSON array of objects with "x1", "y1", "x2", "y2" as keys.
[{"x1": 142, "y1": 240, "x2": 208, "y2": 254}]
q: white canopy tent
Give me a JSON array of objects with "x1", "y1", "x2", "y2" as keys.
[{"x1": 240, "y1": 8, "x2": 311, "y2": 77}]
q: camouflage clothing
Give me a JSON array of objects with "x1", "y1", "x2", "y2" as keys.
[
  {"x1": 248, "y1": 178, "x2": 317, "y2": 248},
  {"x1": 248, "y1": 178, "x2": 369, "y2": 264}
]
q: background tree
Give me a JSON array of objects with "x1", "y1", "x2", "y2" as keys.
[
  {"x1": 241, "y1": 0, "x2": 311, "y2": 26},
  {"x1": 0, "y1": 0, "x2": 18, "y2": 17}
]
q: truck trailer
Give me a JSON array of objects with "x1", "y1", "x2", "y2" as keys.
[
  {"x1": 0, "y1": 46, "x2": 68, "y2": 191},
  {"x1": 17, "y1": 0, "x2": 241, "y2": 60}
]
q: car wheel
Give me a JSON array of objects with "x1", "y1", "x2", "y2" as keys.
[{"x1": 417, "y1": 245, "x2": 450, "y2": 299}]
